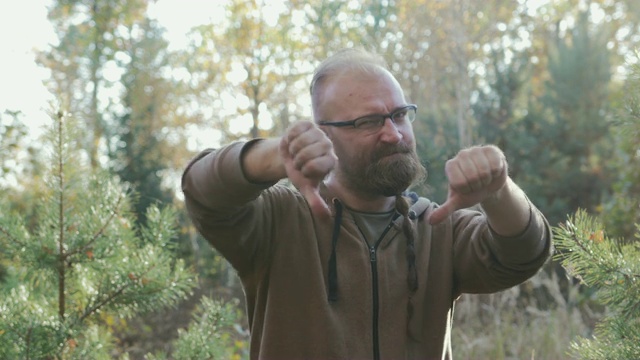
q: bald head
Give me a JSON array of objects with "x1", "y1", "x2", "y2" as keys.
[{"x1": 310, "y1": 49, "x2": 393, "y2": 121}]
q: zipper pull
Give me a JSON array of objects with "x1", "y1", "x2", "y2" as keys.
[{"x1": 369, "y1": 246, "x2": 377, "y2": 262}]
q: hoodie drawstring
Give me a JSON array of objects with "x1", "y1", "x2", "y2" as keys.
[
  {"x1": 327, "y1": 193, "x2": 419, "y2": 303},
  {"x1": 328, "y1": 199, "x2": 343, "y2": 302}
]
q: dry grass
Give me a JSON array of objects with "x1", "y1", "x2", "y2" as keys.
[
  {"x1": 452, "y1": 262, "x2": 599, "y2": 360},
  {"x1": 115, "y1": 262, "x2": 598, "y2": 359}
]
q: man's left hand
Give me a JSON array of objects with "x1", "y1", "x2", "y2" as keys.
[{"x1": 428, "y1": 145, "x2": 508, "y2": 225}]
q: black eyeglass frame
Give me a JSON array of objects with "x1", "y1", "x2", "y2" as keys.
[{"x1": 318, "y1": 104, "x2": 418, "y2": 129}]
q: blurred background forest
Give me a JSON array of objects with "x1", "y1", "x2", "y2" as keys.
[{"x1": 1, "y1": 0, "x2": 639, "y2": 359}]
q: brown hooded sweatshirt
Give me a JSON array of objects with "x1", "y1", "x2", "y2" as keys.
[{"x1": 181, "y1": 141, "x2": 552, "y2": 360}]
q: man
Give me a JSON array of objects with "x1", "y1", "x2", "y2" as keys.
[{"x1": 182, "y1": 48, "x2": 551, "y2": 359}]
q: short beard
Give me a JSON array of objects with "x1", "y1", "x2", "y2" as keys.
[{"x1": 342, "y1": 143, "x2": 427, "y2": 197}]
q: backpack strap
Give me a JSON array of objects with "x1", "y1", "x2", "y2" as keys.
[{"x1": 408, "y1": 196, "x2": 431, "y2": 220}]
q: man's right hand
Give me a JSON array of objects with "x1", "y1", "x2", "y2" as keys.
[{"x1": 279, "y1": 121, "x2": 337, "y2": 218}]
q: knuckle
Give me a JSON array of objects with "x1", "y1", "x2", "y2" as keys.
[
  {"x1": 478, "y1": 169, "x2": 492, "y2": 182},
  {"x1": 444, "y1": 158, "x2": 458, "y2": 172},
  {"x1": 293, "y1": 158, "x2": 305, "y2": 171},
  {"x1": 301, "y1": 160, "x2": 322, "y2": 178},
  {"x1": 449, "y1": 178, "x2": 468, "y2": 191},
  {"x1": 302, "y1": 156, "x2": 334, "y2": 178}
]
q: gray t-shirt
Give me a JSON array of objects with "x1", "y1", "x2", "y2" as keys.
[{"x1": 350, "y1": 209, "x2": 397, "y2": 246}]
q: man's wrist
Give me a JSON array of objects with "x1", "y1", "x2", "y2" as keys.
[
  {"x1": 480, "y1": 177, "x2": 511, "y2": 209},
  {"x1": 241, "y1": 138, "x2": 286, "y2": 183},
  {"x1": 481, "y1": 178, "x2": 531, "y2": 237}
]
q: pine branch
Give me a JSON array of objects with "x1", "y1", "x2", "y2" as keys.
[
  {"x1": 25, "y1": 326, "x2": 32, "y2": 360},
  {"x1": 567, "y1": 227, "x2": 636, "y2": 281},
  {"x1": 555, "y1": 209, "x2": 640, "y2": 358},
  {"x1": 0, "y1": 224, "x2": 26, "y2": 248},
  {"x1": 78, "y1": 280, "x2": 133, "y2": 324},
  {"x1": 556, "y1": 213, "x2": 637, "y2": 287},
  {"x1": 77, "y1": 264, "x2": 157, "y2": 324},
  {"x1": 64, "y1": 191, "x2": 126, "y2": 259}
]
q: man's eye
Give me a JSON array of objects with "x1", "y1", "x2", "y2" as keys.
[
  {"x1": 393, "y1": 110, "x2": 408, "y2": 122},
  {"x1": 354, "y1": 117, "x2": 383, "y2": 129}
]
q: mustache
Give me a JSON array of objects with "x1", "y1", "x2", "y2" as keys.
[{"x1": 372, "y1": 142, "x2": 413, "y2": 159}]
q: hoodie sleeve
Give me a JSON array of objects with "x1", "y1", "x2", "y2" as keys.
[
  {"x1": 450, "y1": 202, "x2": 552, "y2": 296},
  {"x1": 181, "y1": 140, "x2": 280, "y2": 276}
]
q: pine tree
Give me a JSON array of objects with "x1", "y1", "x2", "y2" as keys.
[
  {"x1": 0, "y1": 111, "x2": 196, "y2": 359},
  {"x1": 536, "y1": 10, "x2": 613, "y2": 225},
  {"x1": 111, "y1": 17, "x2": 175, "y2": 227},
  {"x1": 145, "y1": 297, "x2": 247, "y2": 360},
  {"x1": 602, "y1": 59, "x2": 640, "y2": 240},
  {"x1": 553, "y1": 210, "x2": 640, "y2": 359},
  {"x1": 553, "y1": 59, "x2": 640, "y2": 360}
]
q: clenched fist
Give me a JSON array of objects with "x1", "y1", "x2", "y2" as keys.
[
  {"x1": 280, "y1": 121, "x2": 337, "y2": 218},
  {"x1": 428, "y1": 145, "x2": 508, "y2": 225}
]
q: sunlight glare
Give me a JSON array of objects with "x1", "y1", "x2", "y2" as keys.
[
  {"x1": 147, "y1": 0, "x2": 227, "y2": 51},
  {"x1": 0, "y1": 0, "x2": 56, "y2": 138}
]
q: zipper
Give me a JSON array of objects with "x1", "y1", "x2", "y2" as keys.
[
  {"x1": 360, "y1": 220, "x2": 396, "y2": 360},
  {"x1": 369, "y1": 244, "x2": 380, "y2": 360}
]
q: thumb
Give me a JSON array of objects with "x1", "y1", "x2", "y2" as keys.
[
  {"x1": 428, "y1": 199, "x2": 457, "y2": 225},
  {"x1": 300, "y1": 184, "x2": 331, "y2": 219}
]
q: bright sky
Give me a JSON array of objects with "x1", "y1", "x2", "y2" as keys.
[
  {"x1": 0, "y1": 0, "x2": 230, "y2": 140},
  {"x1": 0, "y1": 0, "x2": 55, "y2": 136}
]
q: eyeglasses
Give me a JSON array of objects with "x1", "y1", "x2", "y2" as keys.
[{"x1": 318, "y1": 104, "x2": 417, "y2": 131}]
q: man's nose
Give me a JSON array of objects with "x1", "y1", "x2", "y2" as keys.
[{"x1": 378, "y1": 117, "x2": 403, "y2": 142}]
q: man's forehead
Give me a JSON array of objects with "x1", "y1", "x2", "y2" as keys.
[
  {"x1": 327, "y1": 69, "x2": 399, "y2": 95},
  {"x1": 313, "y1": 67, "x2": 405, "y2": 121}
]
